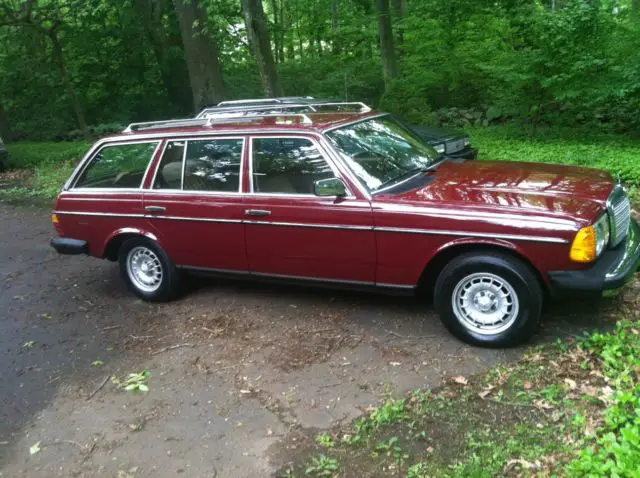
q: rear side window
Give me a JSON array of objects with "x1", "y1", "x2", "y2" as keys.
[
  {"x1": 154, "y1": 138, "x2": 243, "y2": 192},
  {"x1": 153, "y1": 141, "x2": 185, "y2": 189},
  {"x1": 75, "y1": 142, "x2": 159, "y2": 189}
]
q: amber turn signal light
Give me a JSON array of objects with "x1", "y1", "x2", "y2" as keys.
[
  {"x1": 51, "y1": 213, "x2": 59, "y2": 224},
  {"x1": 570, "y1": 226, "x2": 597, "y2": 263}
]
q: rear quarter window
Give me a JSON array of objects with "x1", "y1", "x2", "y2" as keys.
[{"x1": 74, "y1": 142, "x2": 159, "y2": 189}]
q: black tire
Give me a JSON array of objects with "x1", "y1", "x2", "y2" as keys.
[
  {"x1": 118, "y1": 237, "x2": 182, "y2": 302},
  {"x1": 433, "y1": 251, "x2": 542, "y2": 347}
]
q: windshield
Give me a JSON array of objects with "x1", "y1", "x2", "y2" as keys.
[{"x1": 325, "y1": 115, "x2": 440, "y2": 193}]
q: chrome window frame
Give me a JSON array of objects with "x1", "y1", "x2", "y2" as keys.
[
  {"x1": 67, "y1": 139, "x2": 162, "y2": 192},
  {"x1": 247, "y1": 134, "x2": 355, "y2": 199},
  {"x1": 147, "y1": 136, "x2": 246, "y2": 195}
]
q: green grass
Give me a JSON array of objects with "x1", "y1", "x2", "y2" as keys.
[
  {"x1": 0, "y1": 141, "x2": 89, "y2": 203},
  {"x1": 469, "y1": 125, "x2": 640, "y2": 185},
  {"x1": 5, "y1": 141, "x2": 90, "y2": 170},
  {"x1": 277, "y1": 319, "x2": 640, "y2": 477}
]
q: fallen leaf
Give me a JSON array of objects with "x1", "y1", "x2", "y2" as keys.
[
  {"x1": 478, "y1": 389, "x2": 492, "y2": 399},
  {"x1": 29, "y1": 441, "x2": 41, "y2": 455},
  {"x1": 504, "y1": 458, "x2": 538, "y2": 472},
  {"x1": 533, "y1": 399, "x2": 553, "y2": 410},
  {"x1": 389, "y1": 361, "x2": 402, "y2": 367},
  {"x1": 524, "y1": 382, "x2": 533, "y2": 390},
  {"x1": 239, "y1": 389, "x2": 252, "y2": 395},
  {"x1": 564, "y1": 378, "x2": 577, "y2": 390},
  {"x1": 426, "y1": 446, "x2": 434, "y2": 453},
  {"x1": 451, "y1": 375, "x2": 468, "y2": 385}
]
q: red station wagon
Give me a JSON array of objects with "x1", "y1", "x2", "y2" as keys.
[{"x1": 50, "y1": 105, "x2": 640, "y2": 347}]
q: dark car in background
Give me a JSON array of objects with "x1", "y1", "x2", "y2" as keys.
[
  {"x1": 0, "y1": 137, "x2": 7, "y2": 172},
  {"x1": 196, "y1": 97, "x2": 478, "y2": 160}
]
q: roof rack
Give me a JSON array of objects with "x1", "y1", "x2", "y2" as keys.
[
  {"x1": 196, "y1": 101, "x2": 371, "y2": 119},
  {"x1": 217, "y1": 96, "x2": 314, "y2": 107},
  {"x1": 123, "y1": 113, "x2": 313, "y2": 133}
]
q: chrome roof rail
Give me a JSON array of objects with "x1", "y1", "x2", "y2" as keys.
[
  {"x1": 196, "y1": 101, "x2": 371, "y2": 119},
  {"x1": 123, "y1": 113, "x2": 313, "y2": 133},
  {"x1": 217, "y1": 96, "x2": 314, "y2": 106}
]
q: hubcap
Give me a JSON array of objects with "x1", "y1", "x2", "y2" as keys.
[
  {"x1": 452, "y1": 272, "x2": 519, "y2": 335},
  {"x1": 126, "y1": 246, "x2": 163, "y2": 293}
]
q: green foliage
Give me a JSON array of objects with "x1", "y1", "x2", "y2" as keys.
[
  {"x1": 2, "y1": 0, "x2": 640, "y2": 141},
  {"x1": 123, "y1": 370, "x2": 151, "y2": 393},
  {"x1": 567, "y1": 321, "x2": 640, "y2": 476},
  {"x1": 304, "y1": 454, "x2": 338, "y2": 477},
  {"x1": 6, "y1": 142, "x2": 90, "y2": 170},
  {"x1": 469, "y1": 126, "x2": 640, "y2": 184}
]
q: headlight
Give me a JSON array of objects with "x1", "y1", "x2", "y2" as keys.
[
  {"x1": 434, "y1": 143, "x2": 445, "y2": 154},
  {"x1": 570, "y1": 214, "x2": 610, "y2": 263}
]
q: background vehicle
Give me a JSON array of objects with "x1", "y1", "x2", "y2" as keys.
[
  {"x1": 50, "y1": 106, "x2": 639, "y2": 348},
  {"x1": 196, "y1": 97, "x2": 477, "y2": 160}
]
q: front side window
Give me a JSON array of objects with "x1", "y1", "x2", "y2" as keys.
[
  {"x1": 325, "y1": 116, "x2": 439, "y2": 193},
  {"x1": 75, "y1": 142, "x2": 159, "y2": 189},
  {"x1": 153, "y1": 138, "x2": 243, "y2": 192},
  {"x1": 251, "y1": 137, "x2": 334, "y2": 194}
]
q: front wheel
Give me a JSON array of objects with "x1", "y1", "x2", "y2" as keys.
[
  {"x1": 434, "y1": 252, "x2": 542, "y2": 347},
  {"x1": 118, "y1": 237, "x2": 182, "y2": 302}
]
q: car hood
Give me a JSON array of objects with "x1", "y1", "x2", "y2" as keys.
[{"x1": 386, "y1": 160, "x2": 614, "y2": 224}]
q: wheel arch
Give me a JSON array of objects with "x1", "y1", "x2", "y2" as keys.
[
  {"x1": 418, "y1": 239, "x2": 549, "y2": 297},
  {"x1": 102, "y1": 228, "x2": 159, "y2": 261}
]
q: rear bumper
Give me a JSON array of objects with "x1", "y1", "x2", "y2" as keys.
[
  {"x1": 548, "y1": 218, "x2": 640, "y2": 294},
  {"x1": 51, "y1": 237, "x2": 89, "y2": 255}
]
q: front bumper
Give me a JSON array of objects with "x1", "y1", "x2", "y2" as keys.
[
  {"x1": 51, "y1": 237, "x2": 88, "y2": 255},
  {"x1": 548, "y1": 218, "x2": 640, "y2": 293}
]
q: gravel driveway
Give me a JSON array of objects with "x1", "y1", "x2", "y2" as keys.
[{"x1": 0, "y1": 203, "x2": 619, "y2": 477}]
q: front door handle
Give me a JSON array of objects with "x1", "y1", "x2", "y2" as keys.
[
  {"x1": 245, "y1": 209, "x2": 271, "y2": 217},
  {"x1": 145, "y1": 206, "x2": 166, "y2": 213}
]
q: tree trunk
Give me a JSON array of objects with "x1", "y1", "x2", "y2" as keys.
[
  {"x1": 392, "y1": 0, "x2": 405, "y2": 54},
  {"x1": 0, "y1": 105, "x2": 12, "y2": 142},
  {"x1": 135, "y1": 0, "x2": 191, "y2": 112},
  {"x1": 173, "y1": 0, "x2": 227, "y2": 112},
  {"x1": 332, "y1": 0, "x2": 340, "y2": 54},
  {"x1": 270, "y1": 0, "x2": 280, "y2": 63},
  {"x1": 48, "y1": 29, "x2": 89, "y2": 139},
  {"x1": 376, "y1": 0, "x2": 397, "y2": 91},
  {"x1": 242, "y1": 0, "x2": 282, "y2": 97}
]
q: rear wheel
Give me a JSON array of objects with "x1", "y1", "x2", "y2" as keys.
[
  {"x1": 434, "y1": 252, "x2": 542, "y2": 347},
  {"x1": 118, "y1": 237, "x2": 182, "y2": 301}
]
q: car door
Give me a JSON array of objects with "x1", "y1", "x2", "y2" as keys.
[
  {"x1": 243, "y1": 135, "x2": 376, "y2": 283},
  {"x1": 143, "y1": 136, "x2": 248, "y2": 272}
]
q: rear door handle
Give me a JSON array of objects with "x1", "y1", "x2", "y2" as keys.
[
  {"x1": 245, "y1": 209, "x2": 271, "y2": 217},
  {"x1": 145, "y1": 206, "x2": 166, "y2": 213}
]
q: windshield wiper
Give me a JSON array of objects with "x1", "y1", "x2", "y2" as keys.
[{"x1": 373, "y1": 166, "x2": 435, "y2": 194}]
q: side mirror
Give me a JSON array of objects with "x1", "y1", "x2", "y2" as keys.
[{"x1": 313, "y1": 177, "x2": 347, "y2": 197}]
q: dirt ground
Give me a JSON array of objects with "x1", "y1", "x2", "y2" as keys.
[{"x1": 0, "y1": 203, "x2": 622, "y2": 477}]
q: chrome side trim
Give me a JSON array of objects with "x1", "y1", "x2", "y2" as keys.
[
  {"x1": 178, "y1": 265, "x2": 378, "y2": 287},
  {"x1": 376, "y1": 282, "x2": 416, "y2": 289},
  {"x1": 375, "y1": 226, "x2": 569, "y2": 244},
  {"x1": 250, "y1": 271, "x2": 374, "y2": 286},
  {"x1": 149, "y1": 215, "x2": 243, "y2": 224},
  {"x1": 245, "y1": 220, "x2": 373, "y2": 231},
  {"x1": 53, "y1": 210, "x2": 146, "y2": 219},
  {"x1": 52, "y1": 211, "x2": 568, "y2": 243}
]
